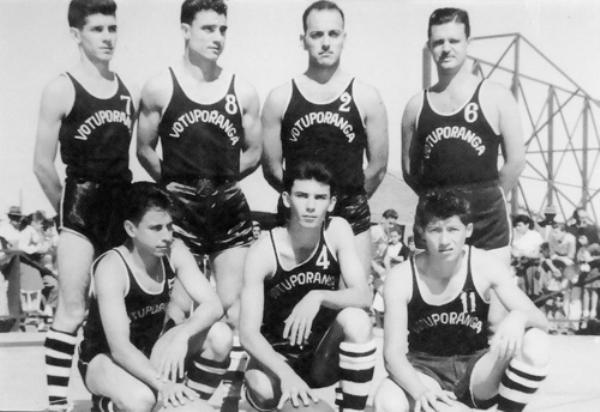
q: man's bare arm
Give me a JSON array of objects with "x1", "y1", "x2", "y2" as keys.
[
  {"x1": 33, "y1": 77, "x2": 72, "y2": 212},
  {"x1": 261, "y1": 86, "x2": 289, "y2": 192},
  {"x1": 237, "y1": 79, "x2": 262, "y2": 179},
  {"x1": 401, "y1": 93, "x2": 424, "y2": 194},
  {"x1": 137, "y1": 74, "x2": 169, "y2": 182},
  {"x1": 356, "y1": 82, "x2": 388, "y2": 198}
]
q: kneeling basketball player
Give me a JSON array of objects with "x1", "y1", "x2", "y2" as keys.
[
  {"x1": 374, "y1": 189, "x2": 549, "y2": 412},
  {"x1": 77, "y1": 182, "x2": 232, "y2": 412},
  {"x1": 240, "y1": 161, "x2": 376, "y2": 412}
]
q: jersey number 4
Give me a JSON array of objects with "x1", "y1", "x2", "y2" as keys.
[{"x1": 316, "y1": 246, "x2": 330, "y2": 270}]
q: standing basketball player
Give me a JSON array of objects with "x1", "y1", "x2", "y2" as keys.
[
  {"x1": 78, "y1": 182, "x2": 230, "y2": 412},
  {"x1": 33, "y1": 1, "x2": 133, "y2": 410},
  {"x1": 240, "y1": 161, "x2": 376, "y2": 412},
  {"x1": 374, "y1": 189, "x2": 549, "y2": 412},
  {"x1": 261, "y1": 0, "x2": 389, "y2": 275},
  {"x1": 136, "y1": 1, "x2": 261, "y2": 409},
  {"x1": 402, "y1": 7, "x2": 525, "y2": 262},
  {"x1": 137, "y1": 0, "x2": 260, "y2": 324}
]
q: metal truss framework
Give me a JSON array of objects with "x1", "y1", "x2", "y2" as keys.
[{"x1": 423, "y1": 34, "x2": 600, "y2": 222}]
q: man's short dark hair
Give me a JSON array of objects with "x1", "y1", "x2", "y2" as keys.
[
  {"x1": 181, "y1": 0, "x2": 227, "y2": 25},
  {"x1": 513, "y1": 214, "x2": 533, "y2": 228},
  {"x1": 415, "y1": 189, "x2": 471, "y2": 229},
  {"x1": 123, "y1": 182, "x2": 173, "y2": 225},
  {"x1": 68, "y1": 0, "x2": 116, "y2": 28},
  {"x1": 382, "y1": 209, "x2": 398, "y2": 220},
  {"x1": 428, "y1": 7, "x2": 470, "y2": 39},
  {"x1": 283, "y1": 160, "x2": 336, "y2": 195},
  {"x1": 302, "y1": 0, "x2": 345, "y2": 32}
]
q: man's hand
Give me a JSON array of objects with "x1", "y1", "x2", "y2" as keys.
[
  {"x1": 283, "y1": 291, "x2": 322, "y2": 346},
  {"x1": 414, "y1": 388, "x2": 457, "y2": 412},
  {"x1": 490, "y1": 311, "x2": 526, "y2": 360},
  {"x1": 277, "y1": 369, "x2": 319, "y2": 409},
  {"x1": 151, "y1": 325, "x2": 190, "y2": 381},
  {"x1": 157, "y1": 380, "x2": 199, "y2": 409}
]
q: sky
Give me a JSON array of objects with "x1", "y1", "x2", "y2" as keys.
[{"x1": 1, "y1": 0, "x2": 599, "y2": 217}]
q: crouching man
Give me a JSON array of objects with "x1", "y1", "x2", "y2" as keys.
[
  {"x1": 240, "y1": 161, "x2": 376, "y2": 412},
  {"x1": 375, "y1": 189, "x2": 549, "y2": 412},
  {"x1": 77, "y1": 182, "x2": 232, "y2": 412}
]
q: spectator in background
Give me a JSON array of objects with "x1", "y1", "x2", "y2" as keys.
[
  {"x1": 383, "y1": 228, "x2": 410, "y2": 271},
  {"x1": 539, "y1": 242, "x2": 568, "y2": 329},
  {"x1": 549, "y1": 222, "x2": 576, "y2": 266},
  {"x1": 511, "y1": 214, "x2": 544, "y2": 296},
  {"x1": 19, "y1": 211, "x2": 52, "y2": 257},
  {"x1": 578, "y1": 235, "x2": 599, "y2": 323},
  {"x1": 568, "y1": 207, "x2": 599, "y2": 246},
  {"x1": 535, "y1": 205, "x2": 557, "y2": 241},
  {"x1": 252, "y1": 220, "x2": 262, "y2": 241},
  {"x1": 0, "y1": 206, "x2": 24, "y2": 253},
  {"x1": 371, "y1": 208, "x2": 401, "y2": 250}
]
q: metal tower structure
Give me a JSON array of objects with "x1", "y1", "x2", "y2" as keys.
[{"x1": 423, "y1": 34, "x2": 600, "y2": 222}]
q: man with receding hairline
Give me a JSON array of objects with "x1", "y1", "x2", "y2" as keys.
[{"x1": 262, "y1": 0, "x2": 389, "y2": 278}]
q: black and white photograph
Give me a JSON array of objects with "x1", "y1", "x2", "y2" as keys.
[{"x1": 1, "y1": 0, "x2": 600, "y2": 411}]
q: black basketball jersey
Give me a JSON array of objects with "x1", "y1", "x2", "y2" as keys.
[
  {"x1": 58, "y1": 72, "x2": 133, "y2": 183},
  {"x1": 158, "y1": 69, "x2": 244, "y2": 183},
  {"x1": 281, "y1": 79, "x2": 367, "y2": 192},
  {"x1": 413, "y1": 81, "x2": 501, "y2": 189},
  {"x1": 261, "y1": 226, "x2": 341, "y2": 343},
  {"x1": 79, "y1": 249, "x2": 176, "y2": 362},
  {"x1": 407, "y1": 247, "x2": 489, "y2": 356}
]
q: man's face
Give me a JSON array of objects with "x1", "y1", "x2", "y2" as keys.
[
  {"x1": 551, "y1": 227, "x2": 565, "y2": 241},
  {"x1": 126, "y1": 208, "x2": 174, "y2": 257},
  {"x1": 515, "y1": 221, "x2": 529, "y2": 235},
  {"x1": 252, "y1": 224, "x2": 261, "y2": 240},
  {"x1": 389, "y1": 231, "x2": 400, "y2": 245},
  {"x1": 183, "y1": 10, "x2": 227, "y2": 60},
  {"x1": 283, "y1": 179, "x2": 335, "y2": 229},
  {"x1": 428, "y1": 21, "x2": 469, "y2": 73},
  {"x1": 421, "y1": 215, "x2": 472, "y2": 261},
  {"x1": 302, "y1": 9, "x2": 345, "y2": 68},
  {"x1": 383, "y1": 217, "x2": 397, "y2": 231},
  {"x1": 73, "y1": 13, "x2": 117, "y2": 62}
]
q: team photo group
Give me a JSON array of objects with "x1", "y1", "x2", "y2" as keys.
[{"x1": 34, "y1": 0, "x2": 549, "y2": 411}]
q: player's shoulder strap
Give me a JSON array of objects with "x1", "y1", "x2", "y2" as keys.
[{"x1": 268, "y1": 229, "x2": 283, "y2": 272}]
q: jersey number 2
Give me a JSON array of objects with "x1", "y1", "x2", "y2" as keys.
[
  {"x1": 316, "y1": 246, "x2": 330, "y2": 270},
  {"x1": 338, "y1": 92, "x2": 352, "y2": 112}
]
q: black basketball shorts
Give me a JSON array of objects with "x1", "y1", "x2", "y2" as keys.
[
  {"x1": 165, "y1": 179, "x2": 254, "y2": 256},
  {"x1": 60, "y1": 179, "x2": 130, "y2": 252}
]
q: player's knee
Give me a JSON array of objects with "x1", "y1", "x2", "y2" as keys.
[
  {"x1": 54, "y1": 300, "x2": 86, "y2": 329},
  {"x1": 520, "y1": 328, "x2": 550, "y2": 367},
  {"x1": 203, "y1": 321, "x2": 233, "y2": 361},
  {"x1": 244, "y1": 369, "x2": 279, "y2": 411},
  {"x1": 374, "y1": 379, "x2": 409, "y2": 412},
  {"x1": 337, "y1": 307, "x2": 372, "y2": 342},
  {"x1": 113, "y1": 384, "x2": 156, "y2": 412}
]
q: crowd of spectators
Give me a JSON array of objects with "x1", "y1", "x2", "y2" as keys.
[
  {"x1": 510, "y1": 206, "x2": 600, "y2": 333},
  {"x1": 0, "y1": 206, "x2": 59, "y2": 330}
]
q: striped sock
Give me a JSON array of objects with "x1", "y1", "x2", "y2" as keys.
[
  {"x1": 92, "y1": 395, "x2": 115, "y2": 412},
  {"x1": 45, "y1": 327, "x2": 77, "y2": 409},
  {"x1": 336, "y1": 340, "x2": 377, "y2": 412},
  {"x1": 497, "y1": 358, "x2": 547, "y2": 412},
  {"x1": 186, "y1": 356, "x2": 229, "y2": 400},
  {"x1": 220, "y1": 337, "x2": 248, "y2": 412}
]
